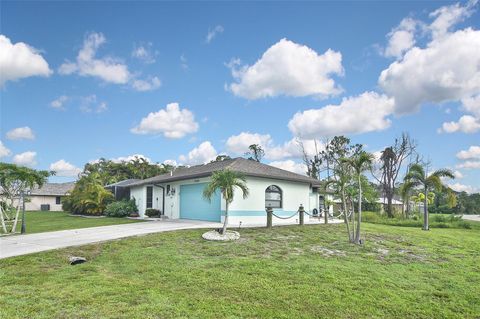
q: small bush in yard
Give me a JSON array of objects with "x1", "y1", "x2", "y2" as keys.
[
  {"x1": 105, "y1": 199, "x2": 138, "y2": 217},
  {"x1": 145, "y1": 208, "x2": 161, "y2": 217}
]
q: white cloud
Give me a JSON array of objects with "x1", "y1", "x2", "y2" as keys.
[
  {"x1": 269, "y1": 160, "x2": 307, "y2": 176},
  {"x1": 379, "y1": 13, "x2": 480, "y2": 114},
  {"x1": 448, "y1": 182, "x2": 479, "y2": 193},
  {"x1": 131, "y1": 102, "x2": 199, "y2": 138},
  {"x1": 225, "y1": 132, "x2": 273, "y2": 155},
  {"x1": 131, "y1": 76, "x2": 161, "y2": 92},
  {"x1": 49, "y1": 160, "x2": 82, "y2": 177},
  {"x1": 0, "y1": 34, "x2": 52, "y2": 86},
  {"x1": 0, "y1": 141, "x2": 11, "y2": 158},
  {"x1": 89, "y1": 154, "x2": 152, "y2": 165},
  {"x1": 131, "y1": 43, "x2": 156, "y2": 64},
  {"x1": 205, "y1": 25, "x2": 224, "y2": 44},
  {"x1": 180, "y1": 54, "x2": 188, "y2": 70},
  {"x1": 456, "y1": 160, "x2": 480, "y2": 169},
  {"x1": 457, "y1": 145, "x2": 480, "y2": 160},
  {"x1": 179, "y1": 141, "x2": 217, "y2": 165},
  {"x1": 163, "y1": 159, "x2": 178, "y2": 166},
  {"x1": 6, "y1": 126, "x2": 35, "y2": 140},
  {"x1": 80, "y1": 95, "x2": 108, "y2": 113},
  {"x1": 461, "y1": 94, "x2": 480, "y2": 117},
  {"x1": 384, "y1": 18, "x2": 419, "y2": 59},
  {"x1": 227, "y1": 38, "x2": 344, "y2": 99},
  {"x1": 59, "y1": 32, "x2": 130, "y2": 84},
  {"x1": 429, "y1": 0, "x2": 477, "y2": 39},
  {"x1": 439, "y1": 115, "x2": 480, "y2": 134},
  {"x1": 453, "y1": 170, "x2": 464, "y2": 179},
  {"x1": 12, "y1": 151, "x2": 37, "y2": 167},
  {"x1": 50, "y1": 95, "x2": 68, "y2": 110},
  {"x1": 288, "y1": 91, "x2": 395, "y2": 138}
]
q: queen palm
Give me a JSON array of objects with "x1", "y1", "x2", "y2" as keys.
[
  {"x1": 203, "y1": 169, "x2": 249, "y2": 235},
  {"x1": 342, "y1": 151, "x2": 374, "y2": 244},
  {"x1": 404, "y1": 164, "x2": 454, "y2": 230}
]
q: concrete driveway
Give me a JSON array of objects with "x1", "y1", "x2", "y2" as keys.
[
  {"x1": 0, "y1": 219, "x2": 222, "y2": 259},
  {"x1": 462, "y1": 215, "x2": 480, "y2": 222}
]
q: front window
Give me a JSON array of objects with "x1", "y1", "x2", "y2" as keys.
[
  {"x1": 55, "y1": 196, "x2": 61, "y2": 205},
  {"x1": 265, "y1": 185, "x2": 282, "y2": 208}
]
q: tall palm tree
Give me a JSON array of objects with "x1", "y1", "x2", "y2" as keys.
[
  {"x1": 404, "y1": 164, "x2": 454, "y2": 230},
  {"x1": 342, "y1": 151, "x2": 374, "y2": 244},
  {"x1": 203, "y1": 169, "x2": 249, "y2": 234}
]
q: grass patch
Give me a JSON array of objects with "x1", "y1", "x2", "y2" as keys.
[
  {"x1": 1, "y1": 223, "x2": 479, "y2": 318},
  {"x1": 5, "y1": 211, "x2": 143, "y2": 234},
  {"x1": 362, "y1": 211, "x2": 480, "y2": 230}
]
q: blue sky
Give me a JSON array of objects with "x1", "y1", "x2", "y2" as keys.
[{"x1": 1, "y1": 1, "x2": 479, "y2": 193}]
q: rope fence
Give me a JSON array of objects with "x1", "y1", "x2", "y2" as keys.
[{"x1": 271, "y1": 211, "x2": 299, "y2": 220}]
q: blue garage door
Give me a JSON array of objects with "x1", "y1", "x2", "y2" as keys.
[{"x1": 180, "y1": 183, "x2": 221, "y2": 222}]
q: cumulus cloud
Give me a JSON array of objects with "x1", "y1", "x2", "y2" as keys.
[
  {"x1": 448, "y1": 182, "x2": 479, "y2": 193},
  {"x1": 457, "y1": 145, "x2": 480, "y2": 160},
  {"x1": 59, "y1": 32, "x2": 130, "y2": 84},
  {"x1": 50, "y1": 95, "x2": 68, "y2": 110},
  {"x1": 227, "y1": 38, "x2": 344, "y2": 99},
  {"x1": 131, "y1": 102, "x2": 199, "y2": 138},
  {"x1": 179, "y1": 141, "x2": 217, "y2": 165},
  {"x1": 288, "y1": 91, "x2": 395, "y2": 138},
  {"x1": 269, "y1": 160, "x2": 307, "y2": 175},
  {"x1": 0, "y1": 34, "x2": 52, "y2": 86},
  {"x1": 384, "y1": 18, "x2": 419, "y2": 59},
  {"x1": 163, "y1": 159, "x2": 178, "y2": 166},
  {"x1": 205, "y1": 25, "x2": 224, "y2": 43},
  {"x1": 0, "y1": 141, "x2": 11, "y2": 158},
  {"x1": 13, "y1": 151, "x2": 37, "y2": 167},
  {"x1": 456, "y1": 160, "x2": 480, "y2": 169},
  {"x1": 89, "y1": 154, "x2": 153, "y2": 165},
  {"x1": 49, "y1": 159, "x2": 82, "y2": 177},
  {"x1": 131, "y1": 43, "x2": 157, "y2": 64},
  {"x1": 429, "y1": 0, "x2": 478, "y2": 39},
  {"x1": 6, "y1": 126, "x2": 35, "y2": 140},
  {"x1": 131, "y1": 76, "x2": 161, "y2": 92},
  {"x1": 379, "y1": 28, "x2": 480, "y2": 114},
  {"x1": 225, "y1": 132, "x2": 322, "y2": 161},
  {"x1": 440, "y1": 94, "x2": 480, "y2": 134},
  {"x1": 453, "y1": 170, "x2": 464, "y2": 179}
]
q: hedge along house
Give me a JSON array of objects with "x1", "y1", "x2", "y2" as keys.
[{"x1": 126, "y1": 157, "x2": 326, "y2": 225}]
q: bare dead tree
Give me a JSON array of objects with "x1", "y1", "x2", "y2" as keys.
[{"x1": 372, "y1": 133, "x2": 416, "y2": 218}]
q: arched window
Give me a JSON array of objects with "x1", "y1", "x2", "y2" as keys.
[{"x1": 265, "y1": 185, "x2": 282, "y2": 208}]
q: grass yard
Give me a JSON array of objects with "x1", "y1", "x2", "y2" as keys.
[
  {"x1": 1, "y1": 223, "x2": 479, "y2": 318},
  {"x1": 6, "y1": 211, "x2": 143, "y2": 234}
]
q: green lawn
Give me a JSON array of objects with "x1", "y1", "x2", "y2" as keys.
[
  {"x1": 1, "y1": 223, "x2": 479, "y2": 318},
  {"x1": 7, "y1": 211, "x2": 143, "y2": 234}
]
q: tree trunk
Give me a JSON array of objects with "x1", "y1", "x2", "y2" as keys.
[
  {"x1": 342, "y1": 189, "x2": 352, "y2": 242},
  {"x1": 355, "y1": 175, "x2": 362, "y2": 244},
  {"x1": 11, "y1": 200, "x2": 21, "y2": 233},
  {"x1": 222, "y1": 201, "x2": 229, "y2": 235},
  {"x1": 423, "y1": 186, "x2": 429, "y2": 231},
  {"x1": 386, "y1": 194, "x2": 393, "y2": 218},
  {"x1": 0, "y1": 205, "x2": 7, "y2": 233}
]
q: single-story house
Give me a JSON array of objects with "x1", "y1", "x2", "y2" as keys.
[
  {"x1": 25, "y1": 182, "x2": 76, "y2": 211},
  {"x1": 123, "y1": 157, "x2": 327, "y2": 225}
]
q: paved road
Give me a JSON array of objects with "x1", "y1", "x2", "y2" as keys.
[
  {"x1": 462, "y1": 215, "x2": 480, "y2": 222},
  {"x1": 0, "y1": 219, "x2": 222, "y2": 259}
]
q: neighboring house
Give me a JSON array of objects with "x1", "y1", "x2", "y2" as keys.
[
  {"x1": 124, "y1": 157, "x2": 326, "y2": 225},
  {"x1": 25, "y1": 182, "x2": 76, "y2": 211},
  {"x1": 376, "y1": 197, "x2": 404, "y2": 214}
]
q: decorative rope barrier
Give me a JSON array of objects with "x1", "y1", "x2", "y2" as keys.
[{"x1": 271, "y1": 211, "x2": 299, "y2": 220}]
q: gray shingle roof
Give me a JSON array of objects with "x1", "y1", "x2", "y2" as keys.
[
  {"x1": 128, "y1": 157, "x2": 322, "y2": 187},
  {"x1": 105, "y1": 179, "x2": 140, "y2": 187},
  {"x1": 30, "y1": 182, "x2": 76, "y2": 196}
]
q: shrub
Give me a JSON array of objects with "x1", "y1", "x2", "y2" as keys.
[
  {"x1": 145, "y1": 208, "x2": 161, "y2": 217},
  {"x1": 105, "y1": 199, "x2": 138, "y2": 217}
]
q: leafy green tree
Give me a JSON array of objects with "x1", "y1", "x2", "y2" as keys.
[
  {"x1": 210, "y1": 155, "x2": 232, "y2": 163},
  {"x1": 404, "y1": 164, "x2": 454, "y2": 230},
  {"x1": 203, "y1": 169, "x2": 249, "y2": 234},
  {"x1": 0, "y1": 163, "x2": 51, "y2": 233},
  {"x1": 342, "y1": 151, "x2": 374, "y2": 244}
]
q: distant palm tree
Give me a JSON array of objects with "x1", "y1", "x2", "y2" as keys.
[
  {"x1": 342, "y1": 151, "x2": 374, "y2": 244},
  {"x1": 404, "y1": 164, "x2": 454, "y2": 230},
  {"x1": 203, "y1": 169, "x2": 249, "y2": 235}
]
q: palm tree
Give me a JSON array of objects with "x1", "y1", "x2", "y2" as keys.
[
  {"x1": 203, "y1": 169, "x2": 249, "y2": 235},
  {"x1": 342, "y1": 151, "x2": 374, "y2": 244},
  {"x1": 404, "y1": 164, "x2": 454, "y2": 230}
]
